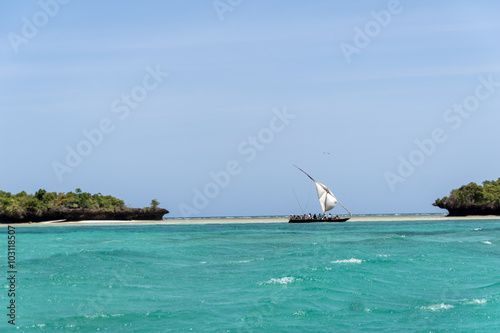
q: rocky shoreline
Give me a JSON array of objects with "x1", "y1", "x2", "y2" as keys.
[
  {"x1": 432, "y1": 202, "x2": 500, "y2": 216},
  {"x1": 0, "y1": 208, "x2": 169, "y2": 223}
]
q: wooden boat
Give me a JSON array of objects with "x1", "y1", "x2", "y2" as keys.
[
  {"x1": 289, "y1": 217, "x2": 350, "y2": 223},
  {"x1": 289, "y1": 165, "x2": 352, "y2": 223}
]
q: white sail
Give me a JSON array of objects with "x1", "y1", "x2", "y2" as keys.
[
  {"x1": 315, "y1": 182, "x2": 338, "y2": 214},
  {"x1": 293, "y1": 165, "x2": 352, "y2": 217}
]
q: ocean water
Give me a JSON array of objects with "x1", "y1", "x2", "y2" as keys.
[{"x1": 2, "y1": 217, "x2": 500, "y2": 332}]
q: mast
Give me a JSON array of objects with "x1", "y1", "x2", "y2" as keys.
[
  {"x1": 337, "y1": 201, "x2": 352, "y2": 217},
  {"x1": 293, "y1": 189, "x2": 304, "y2": 215},
  {"x1": 293, "y1": 165, "x2": 316, "y2": 182}
]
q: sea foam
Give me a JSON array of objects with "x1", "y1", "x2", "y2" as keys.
[
  {"x1": 331, "y1": 258, "x2": 362, "y2": 264},
  {"x1": 264, "y1": 276, "x2": 298, "y2": 285},
  {"x1": 465, "y1": 299, "x2": 487, "y2": 305},
  {"x1": 421, "y1": 303, "x2": 454, "y2": 311}
]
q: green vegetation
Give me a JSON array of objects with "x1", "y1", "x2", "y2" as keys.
[
  {"x1": 0, "y1": 189, "x2": 137, "y2": 221},
  {"x1": 434, "y1": 178, "x2": 500, "y2": 215},
  {"x1": 149, "y1": 199, "x2": 160, "y2": 210}
]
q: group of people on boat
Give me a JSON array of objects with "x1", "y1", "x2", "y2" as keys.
[{"x1": 289, "y1": 213, "x2": 341, "y2": 221}]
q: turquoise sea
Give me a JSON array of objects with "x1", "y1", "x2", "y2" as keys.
[{"x1": 2, "y1": 216, "x2": 500, "y2": 332}]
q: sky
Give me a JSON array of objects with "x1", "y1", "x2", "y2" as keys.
[{"x1": 1, "y1": 0, "x2": 500, "y2": 217}]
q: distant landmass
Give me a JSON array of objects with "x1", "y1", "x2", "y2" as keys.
[
  {"x1": 433, "y1": 179, "x2": 500, "y2": 216},
  {"x1": 0, "y1": 189, "x2": 168, "y2": 223}
]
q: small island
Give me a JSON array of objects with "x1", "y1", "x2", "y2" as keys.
[
  {"x1": 0, "y1": 189, "x2": 168, "y2": 223},
  {"x1": 433, "y1": 178, "x2": 500, "y2": 216}
]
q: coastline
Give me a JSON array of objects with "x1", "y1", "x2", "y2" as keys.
[{"x1": 1, "y1": 214, "x2": 499, "y2": 227}]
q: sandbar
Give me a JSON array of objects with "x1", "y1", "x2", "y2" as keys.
[{"x1": 1, "y1": 214, "x2": 499, "y2": 227}]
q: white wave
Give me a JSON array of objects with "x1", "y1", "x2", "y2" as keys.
[
  {"x1": 421, "y1": 303, "x2": 454, "y2": 311},
  {"x1": 482, "y1": 241, "x2": 492, "y2": 245},
  {"x1": 85, "y1": 313, "x2": 110, "y2": 319},
  {"x1": 264, "y1": 276, "x2": 298, "y2": 285},
  {"x1": 233, "y1": 258, "x2": 264, "y2": 264},
  {"x1": 331, "y1": 258, "x2": 362, "y2": 264},
  {"x1": 293, "y1": 310, "x2": 306, "y2": 316},
  {"x1": 26, "y1": 324, "x2": 47, "y2": 329},
  {"x1": 465, "y1": 299, "x2": 487, "y2": 305}
]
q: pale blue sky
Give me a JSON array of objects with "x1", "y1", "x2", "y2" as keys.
[{"x1": 1, "y1": 1, "x2": 500, "y2": 217}]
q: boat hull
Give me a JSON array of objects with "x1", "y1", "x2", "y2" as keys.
[{"x1": 288, "y1": 217, "x2": 350, "y2": 223}]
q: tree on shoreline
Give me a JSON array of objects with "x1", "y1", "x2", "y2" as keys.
[
  {"x1": 434, "y1": 178, "x2": 500, "y2": 211},
  {"x1": 150, "y1": 199, "x2": 160, "y2": 210},
  {"x1": 0, "y1": 189, "x2": 128, "y2": 220}
]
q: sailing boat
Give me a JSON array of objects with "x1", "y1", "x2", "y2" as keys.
[{"x1": 289, "y1": 165, "x2": 352, "y2": 223}]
